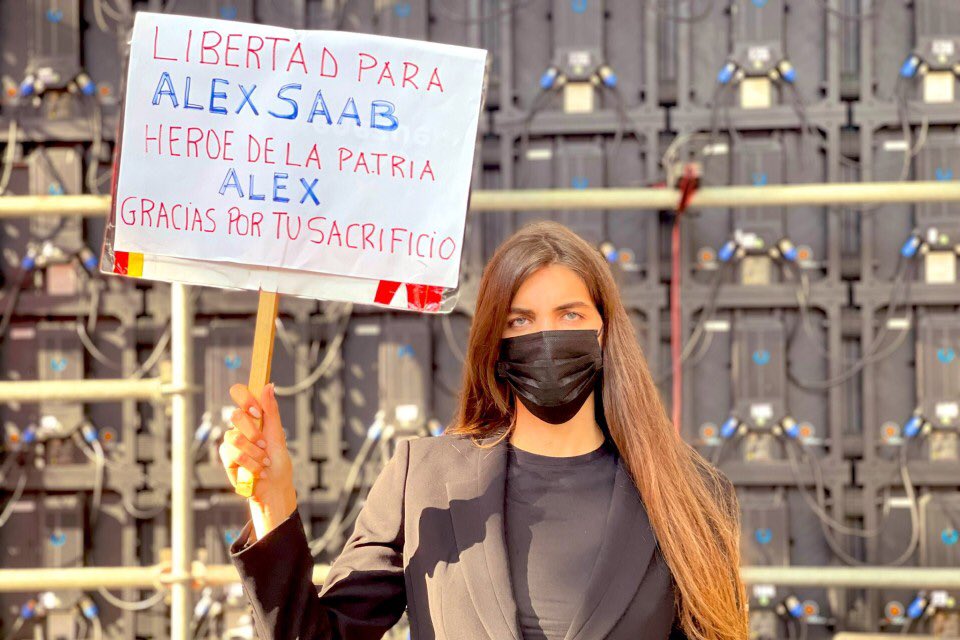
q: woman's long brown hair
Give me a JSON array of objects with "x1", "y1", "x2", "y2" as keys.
[{"x1": 447, "y1": 220, "x2": 748, "y2": 639}]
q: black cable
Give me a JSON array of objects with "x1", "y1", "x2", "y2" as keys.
[
  {"x1": 431, "y1": 0, "x2": 544, "y2": 25},
  {"x1": 816, "y1": 0, "x2": 883, "y2": 22},
  {"x1": 83, "y1": 94, "x2": 106, "y2": 195},
  {"x1": 710, "y1": 429, "x2": 743, "y2": 466},
  {"x1": 707, "y1": 82, "x2": 734, "y2": 154},
  {"x1": 650, "y1": 0, "x2": 717, "y2": 23},
  {"x1": 515, "y1": 84, "x2": 563, "y2": 189},
  {"x1": 191, "y1": 609, "x2": 211, "y2": 640},
  {"x1": 655, "y1": 260, "x2": 731, "y2": 384},
  {"x1": 782, "y1": 260, "x2": 831, "y2": 360},
  {"x1": 0, "y1": 265, "x2": 28, "y2": 347},
  {"x1": 600, "y1": 82, "x2": 645, "y2": 164},
  {"x1": 785, "y1": 435, "x2": 919, "y2": 566},
  {"x1": 785, "y1": 82, "x2": 817, "y2": 176},
  {"x1": 785, "y1": 617, "x2": 798, "y2": 640},
  {"x1": 782, "y1": 435, "x2": 882, "y2": 538},
  {"x1": 788, "y1": 256, "x2": 915, "y2": 391}
]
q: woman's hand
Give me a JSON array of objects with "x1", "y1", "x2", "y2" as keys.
[{"x1": 220, "y1": 382, "x2": 298, "y2": 540}]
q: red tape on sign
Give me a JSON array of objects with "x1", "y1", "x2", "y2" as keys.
[
  {"x1": 113, "y1": 251, "x2": 130, "y2": 275},
  {"x1": 374, "y1": 280, "x2": 402, "y2": 305},
  {"x1": 405, "y1": 283, "x2": 443, "y2": 311}
]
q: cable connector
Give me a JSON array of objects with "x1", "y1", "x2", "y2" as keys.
[
  {"x1": 717, "y1": 61, "x2": 738, "y2": 86},
  {"x1": 79, "y1": 596, "x2": 99, "y2": 621},
  {"x1": 781, "y1": 416, "x2": 800, "y2": 440},
  {"x1": 776, "y1": 60, "x2": 797, "y2": 84},
  {"x1": 901, "y1": 232, "x2": 923, "y2": 258},
  {"x1": 75, "y1": 72, "x2": 96, "y2": 96},
  {"x1": 427, "y1": 419, "x2": 444, "y2": 437},
  {"x1": 783, "y1": 595, "x2": 805, "y2": 619},
  {"x1": 194, "y1": 587, "x2": 214, "y2": 619},
  {"x1": 720, "y1": 416, "x2": 740, "y2": 440},
  {"x1": 21, "y1": 245, "x2": 39, "y2": 271},
  {"x1": 903, "y1": 412, "x2": 924, "y2": 439},
  {"x1": 596, "y1": 65, "x2": 618, "y2": 88},
  {"x1": 21, "y1": 424, "x2": 38, "y2": 445},
  {"x1": 907, "y1": 593, "x2": 928, "y2": 620},
  {"x1": 81, "y1": 423, "x2": 98, "y2": 445},
  {"x1": 540, "y1": 66, "x2": 562, "y2": 90},
  {"x1": 20, "y1": 598, "x2": 40, "y2": 620},
  {"x1": 777, "y1": 238, "x2": 799, "y2": 262},
  {"x1": 368, "y1": 410, "x2": 387, "y2": 440},
  {"x1": 900, "y1": 54, "x2": 922, "y2": 79},
  {"x1": 18, "y1": 75, "x2": 36, "y2": 97},
  {"x1": 599, "y1": 241, "x2": 619, "y2": 263},
  {"x1": 79, "y1": 247, "x2": 98, "y2": 272},
  {"x1": 718, "y1": 239, "x2": 738, "y2": 263},
  {"x1": 194, "y1": 412, "x2": 214, "y2": 445}
]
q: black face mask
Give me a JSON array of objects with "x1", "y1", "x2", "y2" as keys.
[{"x1": 495, "y1": 329, "x2": 603, "y2": 425}]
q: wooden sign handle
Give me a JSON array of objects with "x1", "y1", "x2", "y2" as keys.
[{"x1": 235, "y1": 289, "x2": 280, "y2": 498}]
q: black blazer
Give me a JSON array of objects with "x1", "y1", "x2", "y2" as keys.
[{"x1": 229, "y1": 433, "x2": 689, "y2": 639}]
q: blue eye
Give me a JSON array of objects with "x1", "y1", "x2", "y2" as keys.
[
  {"x1": 564, "y1": 311, "x2": 583, "y2": 321},
  {"x1": 508, "y1": 317, "x2": 528, "y2": 327}
]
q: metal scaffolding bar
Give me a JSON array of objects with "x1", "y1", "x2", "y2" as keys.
[
  {"x1": 0, "y1": 378, "x2": 168, "y2": 402},
  {"x1": 739, "y1": 566, "x2": 960, "y2": 589},
  {"x1": 834, "y1": 636, "x2": 937, "y2": 640},
  {"x1": 469, "y1": 181, "x2": 960, "y2": 211},
  {"x1": 0, "y1": 565, "x2": 332, "y2": 592},
  {"x1": 2, "y1": 181, "x2": 960, "y2": 219},
  {"x1": 169, "y1": 282, "x2": 194, "y2": 640},
  {"x1": 1, "y1": 565, "x2": 958, "y2": 593}
]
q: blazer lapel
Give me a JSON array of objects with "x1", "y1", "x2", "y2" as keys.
[
  {"x1": 446, "y1": 438, "x2": 522, "y2": 640},
  {"x1": 563, "y1": 458, "x2": 659, "y2": 640}
]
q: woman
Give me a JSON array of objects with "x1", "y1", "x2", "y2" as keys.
[{"x1": 220, "y1": 221, "x2": 748, "y2": 640}]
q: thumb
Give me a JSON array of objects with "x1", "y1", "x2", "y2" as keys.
[{"x1": 259, "y1": 383, "x2": 286, "y2": 445}]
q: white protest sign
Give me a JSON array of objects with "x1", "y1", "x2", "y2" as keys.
[{"x1": 111, "y1": 12, "x2": 486, "y2": 290}]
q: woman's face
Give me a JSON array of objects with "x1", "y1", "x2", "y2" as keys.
[{"x1": 502, "y1": 264, "x2": 603, "y2": 344}]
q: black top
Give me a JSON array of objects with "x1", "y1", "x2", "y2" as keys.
[{"x1": 504, "y1": 439, "x2": 619, "y2": 640}]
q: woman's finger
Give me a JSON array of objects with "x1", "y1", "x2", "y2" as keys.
[
  {"x1": 224, "y1": 429, "x2": 271, "y2": 466},
  {"x1": 218, "y1": 443, "x2": 239, "y2": 486},
  {"x1": 230, "y1": 408, "x2": 268, "y2": 448},
  {"x1": 219, "y1": 440, "x2": 265, "y2": 476},
  {"x1": 229, "y1": 383, "x2": 263, "y2": 420}
]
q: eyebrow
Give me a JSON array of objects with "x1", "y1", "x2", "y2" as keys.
[{"x1": 508, "y1": 301, "x2": 590, "y2": 315}]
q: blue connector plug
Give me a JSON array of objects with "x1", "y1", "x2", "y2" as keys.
[
  {"x1": 81, "y1": 249, "x2": 98, "y2": 272},
  {"x1": 900, "y1": 54, "x2": 922, "y2": 79},
  {"x1": 907, "y1": 593, "x2": 927, "y2": 619},
  {"x1": 777, "y1": 238, "x2": 798, "y2": 262},
  {"x1": 76, "y1": 73, "x2": 96, "y2": 96},
  {"x1": 784, "y1": 595, "x2": 804, "y2": 619},
  {"x1": 597, "y1": 65, "x2": 617, "y2": 88},
  {"x1": 903, "y1": 414, "x2": 923, "y2": 439},
  {"x1": 718, "y1": 239, "x2": 738, "y2": 263},
  {"x1": 777, "y1": 60, "x2": 796, "y2": 84},
  {"x1": 717, "y1": 62, "x2": 737, "y2": 86},
  {"x1": 720, "y1": 416, "x2": 740, "y2": 440},
  {"x1": 80, "y1": 598, "x2": 99, "y2": 620},
  {"x1": 19, "y1": 77, "x2": 35, "y2": 97},
  {"x1": 20, "y1": 600, "x2": 38, "y2": 619},
  {"x1": 782, "y1": 417, "x2": 800, "y2": 440},
  {"x1": 900, "y1": 234, "x2": 922, "y2": 258},
  {"x1": 540, "y1": 67, "x2": 560, "y2": 90},
  {"x1": 81, "y1": 423, "x2": 98, "y2": 445}
]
